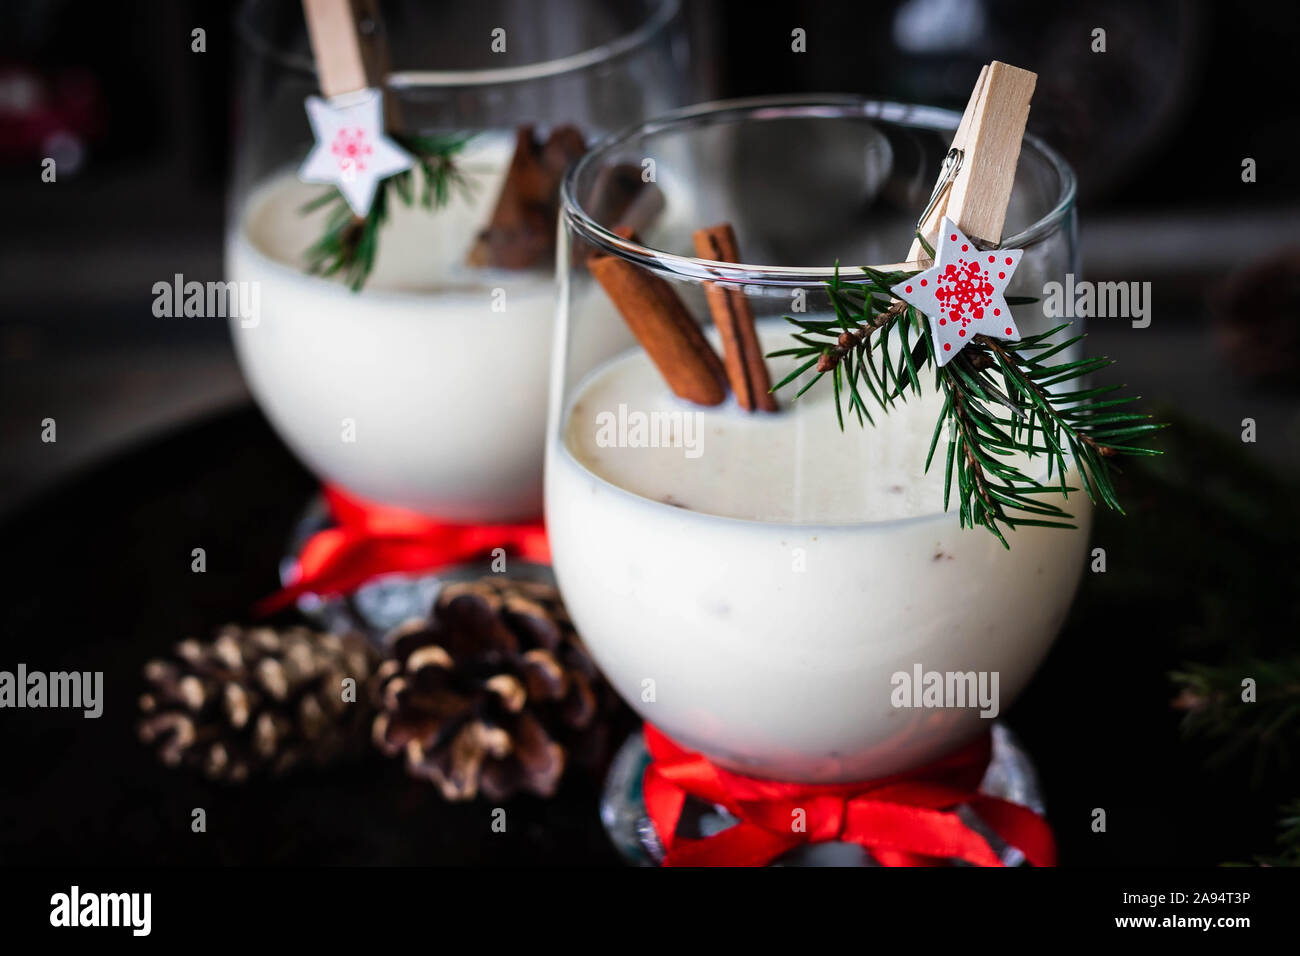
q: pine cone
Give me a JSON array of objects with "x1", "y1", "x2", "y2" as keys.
[
  {"x1": 372, "y1": 576, "x2": 610, "y2": 801},
  {"x1": 138, "y1": 625, "x2": 381, "y2": 782}
]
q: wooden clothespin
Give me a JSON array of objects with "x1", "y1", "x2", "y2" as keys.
[
  {"x1": 884, "y1": 61, "x2": 1038, "y2": 366},
  {"x1": 302, "y1": 0, "x2": 398, "y2": 126},
  {"x1": 904, "y1": 61, "x2": 1037, "y2": 264}
]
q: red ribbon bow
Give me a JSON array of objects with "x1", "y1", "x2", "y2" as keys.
[
  {"x1": 642, "y1": 725, "x2": 1056, "y2": 867},
  {"x1": 256, "y1": 484, "x2": 550, "y2": 615}
]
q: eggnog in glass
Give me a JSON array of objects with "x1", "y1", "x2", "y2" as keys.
[
  {"x1": 226, "y1": 0, "x2": 692, "y2": 524},
  {"x1": 547, "y1": 99, "x2": 1087, "y2": 828}
]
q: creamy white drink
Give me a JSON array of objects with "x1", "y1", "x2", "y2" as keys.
[
  {"x1": 228, "y1": 136, "x2": 619, "y2": 522},
  {"x1": 546, "y1": 322, "x2": 1091, "y2": 782}
]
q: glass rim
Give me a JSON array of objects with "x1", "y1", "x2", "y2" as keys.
[
  {"x1": 236, "y1": 0, "x2": 681, "y2": 89},
  {"x1": 560, "y1": 94, "x2": 1078, "y2": 286}
]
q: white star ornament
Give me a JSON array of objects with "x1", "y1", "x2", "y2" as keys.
[
  {"x1": 889, "y1": 217, "x2": 1024, "y2": 367},
  {"x1": 298, "y1": 88, "x2": 413, "y2": 217}
]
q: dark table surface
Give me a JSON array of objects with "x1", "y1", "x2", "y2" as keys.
[{"x1": 0, "y1": 403, "x2": 1293, "y2": 865}]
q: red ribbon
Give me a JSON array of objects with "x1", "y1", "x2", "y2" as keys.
[
  {"x1": 642, "y1": 725, "x2": 1056, "y2": 867},
  {"x1": 256, "y1": 484, "x2": 550, "y2": 615}
]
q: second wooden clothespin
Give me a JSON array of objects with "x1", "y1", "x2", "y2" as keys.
[
  {"x1": 302, "y1": 0, "x2": 392, "y2": 105},
  {"x1": 906, "y1": 60, "x2": 1037, "y2": 263}
]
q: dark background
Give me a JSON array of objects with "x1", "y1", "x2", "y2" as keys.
[
  {"x1": 3, "y1": 0, "x2": 1297, "y2": 511},
  {"x1": 0, "y1": 0, "x2": 1297, "y2": 867}
]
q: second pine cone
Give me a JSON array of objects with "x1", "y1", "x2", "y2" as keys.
[{"x1": 372, "y1": 576, "x2": 610, "y2": 801}]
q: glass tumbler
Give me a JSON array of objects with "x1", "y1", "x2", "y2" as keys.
[
  {"x1": 227, "y1": 0, "x2": 695, "y2": 524},
  {"x1": 547, "y1": 97, "x2": 1087, "y2": 786}
]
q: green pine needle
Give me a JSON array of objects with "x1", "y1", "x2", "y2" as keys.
[
  {"x1": 1263, "y1": 799, "x2": 1300, "y2": 866},
  {"x1": 1171, "y1": 656, "x2": 1300, "y2": 787}
]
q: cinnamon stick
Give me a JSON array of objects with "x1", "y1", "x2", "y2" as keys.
[
  {"x1": 467, "y1": 124, "x2": 586, "y2": 270},
  {"x1": 693, "y1": 224, "x2": 776, "y2": 411},
  {"x1": 590, "y1": 236, "x2": 728, "y2": 406}
]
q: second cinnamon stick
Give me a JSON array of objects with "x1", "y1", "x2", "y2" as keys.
[{"x1": 693, "y1": 224, "x2": 776, "y2": 412}]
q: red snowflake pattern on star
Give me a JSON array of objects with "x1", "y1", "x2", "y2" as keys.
[
  {"x1": 889, "y1": 218, "x2": 1023, "y2": 367},
  {"x1": 300, "y1": 89, "x2": 413, "y2": 215},
  {"x1": 934, "y1": 256, "x2": 995, "y2": 328},
  {"x1": 330, "y1": 127, "x2": 372, "y2": 172}
]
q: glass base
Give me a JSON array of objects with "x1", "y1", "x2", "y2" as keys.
[
  {"x1": 601, "y1": 722, "x2": 1045, "y2": 867},
  {"x1": 281, "y1": 493, "x2": 554, "y2": 644}
]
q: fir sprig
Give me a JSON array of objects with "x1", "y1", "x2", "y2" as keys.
[
  {"x1": 1265, "y1": 799, "x2": 1300, "y2": 866},
  {"x1": 771, "y1": 259, "x2": 1165, "y2": 545},
  {"x1": 1172, "y1": 658, "x2": 1300, "y2": 864},
  {"x1": 1171, "y1": 657, "x2": 1300, "y2": 786},
  {"x1": 301, "y1": 132, "x2": 477, "y2": 292}
]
